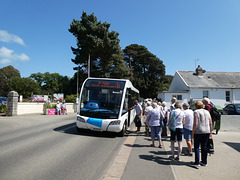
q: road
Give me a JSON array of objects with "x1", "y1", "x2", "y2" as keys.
[{"x1": 0, "y1": 114, "x2": 126, "y2": 180}]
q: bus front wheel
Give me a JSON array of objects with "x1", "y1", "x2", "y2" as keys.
[{"x1": 119, "y1": 122, "x2": 126, "y2": 137}]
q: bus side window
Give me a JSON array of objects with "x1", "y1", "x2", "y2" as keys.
[{"x1": 128, "y1": 94, "x2": 134, "y2": 108}]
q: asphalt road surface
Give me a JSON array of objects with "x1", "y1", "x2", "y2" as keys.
[{"x1": 0, "y1": 114, "x2": 126, "y2": 180}]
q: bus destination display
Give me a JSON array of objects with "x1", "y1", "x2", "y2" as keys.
[{"x1": 86, "y1": 79, "x2": 125, "y2": 89}]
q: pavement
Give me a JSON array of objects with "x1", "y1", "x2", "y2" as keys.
[
  {"x1": 1, "y1": 113, "x2": 239, "y2": 180},
  {"x1": 104, "y1": 124, "x2": 240, "y2": 180}
]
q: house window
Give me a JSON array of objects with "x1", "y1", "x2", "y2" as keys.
[
  {"x1": 226, "y1": 91, "x2": 230, "y2": 102},
  {"x1": 172, "y1": 95, "x2": 182, "y2": 100},
  {"x1": 177, "y1": 95, "x2": 182, "y2": 100},
  {"x1": 203, "y1": 91, "x2": 208, "y2": 98}
]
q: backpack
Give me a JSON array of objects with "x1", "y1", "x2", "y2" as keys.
[{"x1": 210, "y1": 106, "x2": 221, "y2": 121}]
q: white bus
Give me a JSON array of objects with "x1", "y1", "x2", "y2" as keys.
[{"x1": 76, "y1": 77, "x2": 140, "y2": 136}]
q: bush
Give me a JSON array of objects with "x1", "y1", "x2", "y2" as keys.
[
  {"x1": 65, "y1": 94, "x2": 77, "y2": 103},
  {"x1": 0, "y1": 105, "x2": 7, "y2": 113},
  {"x1": 45, "y1": 103, "x2": 56, "y2": 109}
]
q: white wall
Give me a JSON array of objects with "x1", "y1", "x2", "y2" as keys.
[
  {"x1": 17, "y1": 102, "x2": 45, "y2": 115},
  {"x1": 158, "y1": 92, "x2": 189, "y2": 109},
  {"x1": 189, "y1": 88, "x2": 240, "y2": 108},
  {"x1": 169, "y1": 72, "x2": 188, "y2": 91},
  {"x1": 221, "y1": 115, "x2": 240, "y2": 132},
  {"x1": 17, "y1": 102, "x2": 77, "y2": 115},
  {"x1": 233, "y1": 89, "x2": 240, "y2": 104}
]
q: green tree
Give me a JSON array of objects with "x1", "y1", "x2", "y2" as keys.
[
  {"x1": 7, "y1": 77, "x2": 41, "y2": 98},
  {"x1": 161, "y1": 75, "x2": 173, "y2": 91},
  {"x1": 69, "y1": 11, "x2": 130, "y2": 79},
  {"x1": 30, "y1": 72, "x2": 68, "y2": 95},
  {"x1": 59, "y1": 75, "x2": 72, "y2": 95},
  {"x1": 123, "y1": 44, "x2": 166, "y2": 98},
  {"x1": 29, "y1": 72, "x2": 44, "y2": 87},
  {"x1": 0, "y1": 65, "x2": 21, "y2": 96}
]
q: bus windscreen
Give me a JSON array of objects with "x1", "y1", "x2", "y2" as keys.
[{"x1": 80, "y1": 79, "x2": 126, "y2": 119}]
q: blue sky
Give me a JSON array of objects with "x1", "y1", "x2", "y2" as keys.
[{"x1": 0, "y1": 0, "x2": 239, "y2": 78}]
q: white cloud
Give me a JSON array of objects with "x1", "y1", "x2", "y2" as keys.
[
  {"x1": 0, "y1": 46, "x2": 30, "y2": 64},
  {"x1": 0, "y1": 30, "x2": 26, "y2": 46},
  {"x1": 0, "y1": 58, "x2": 11, "y2": 64}
]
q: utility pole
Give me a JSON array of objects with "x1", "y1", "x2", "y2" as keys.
[
  {"x1": 88, "y1": 54, "x2": 90, "y2": 77},
  {"x1": 76, "y1": 66, "x2": 79, "y2": 103}
]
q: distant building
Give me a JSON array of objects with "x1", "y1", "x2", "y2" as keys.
[{"x1": 158, "y1": 65, "x2": 240, "y2": 108}]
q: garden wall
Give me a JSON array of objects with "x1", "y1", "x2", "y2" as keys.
[{"x1": 17, "y1": 102, "x2": 78, "y2": 115}]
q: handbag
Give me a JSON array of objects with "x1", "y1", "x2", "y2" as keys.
[
  {"x1": 207, "y1": 138, "x2": 214, "y2": 154},
  {"x1": 136, "y1": 117, "x2": 142, "y2": 127},
  {"x1": 168, "y1": 111, "x2": 181, "y2": 132}
]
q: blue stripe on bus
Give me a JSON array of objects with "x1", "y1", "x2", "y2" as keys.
[{"x1": 86, "y1": 118, "x2": 103, "y2": 128}]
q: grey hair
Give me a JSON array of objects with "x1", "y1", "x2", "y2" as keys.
[
  {"x1": 162, "y1": 101, "x2": 167, "y2": 106},
  {"x1": 203, "y1": 97, "x2": 210, "y2": 104},
  {"x1": 182, "y1": 102, "x2": 189, "y2": 109},
  {"x1": 152, "y1": 102, "x2": 158, "y2": 108}
]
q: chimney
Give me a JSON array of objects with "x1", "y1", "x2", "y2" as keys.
[{"x1": 196, "y1": 65, "x2": 203, "y2": 76}]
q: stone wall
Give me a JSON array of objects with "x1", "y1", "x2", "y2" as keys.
[{"x1": 7, "y1": 91, "x2": 19, "y2": 116}]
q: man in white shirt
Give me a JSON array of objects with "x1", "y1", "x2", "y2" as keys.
[{"x1": 132, "y1": 100, "x2": 143, "y2": 132}]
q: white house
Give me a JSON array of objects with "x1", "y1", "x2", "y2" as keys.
[{"x1": 158, "y1": 66, "x2": 240, "y2": 108}]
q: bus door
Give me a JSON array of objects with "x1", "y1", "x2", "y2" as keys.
[{"x1": 126, "y1": 88, "x2": 135, "y2": 127}]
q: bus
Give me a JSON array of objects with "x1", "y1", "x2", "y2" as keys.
[{"x1": 76, "y1": 77, "x2": 140, "y2": 136}]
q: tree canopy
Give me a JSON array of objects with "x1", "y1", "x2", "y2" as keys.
[
  {"x1": 69, "y1": 11, "x2": 129, "y2": 78},
  {"x1": 7, "y1": 77, "x2": 41, "y2": 98},
  {"x1": 29, "y1": 72, "x2": 74, "y2": 96},
  {"x1": 0, "y1": 65, "x2": 21, "y2": 96},
  {"x1": 123, "y1": 44, "x2": 166, "y2": 98}
]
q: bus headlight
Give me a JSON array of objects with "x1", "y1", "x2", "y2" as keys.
[
  {"x1": 109, "y1": 120, "x2": 121, "y2": 125},
  {"x1": 77, "y1": 116, "x2": 85, "y2": 123}
]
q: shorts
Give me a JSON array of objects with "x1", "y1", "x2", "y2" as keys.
[
  {"x1": 170, "y1": 128, "x2": 183, "y2": 142},
  {"x1": 183, "y1": 128, "x2": 192, "y2": 140}
]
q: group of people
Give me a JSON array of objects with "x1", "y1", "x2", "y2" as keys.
[
  {"x1": 132, "y1": 97, "x2": 213, "y2": 167},
  {"x1": 56, "y1": 100, "x2": 67, "y2": 115},
  {"x1": 46, "y1": 98, "x2": 67, "y2": 115}
]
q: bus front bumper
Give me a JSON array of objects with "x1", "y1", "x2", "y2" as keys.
[{"x1": 76, "y1": 116, "x2": 122, "y2": 133}]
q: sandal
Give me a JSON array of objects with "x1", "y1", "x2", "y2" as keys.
[
  {"x1": 158, "y1": 145, "x2": 163, "y2": 148},
  {"x1": 150, "y1": 144, "x2": 155, "y2": 147}
]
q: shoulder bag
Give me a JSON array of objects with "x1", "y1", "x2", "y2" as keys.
[{"x1": 168, "y1": 111, "x2": 181, "y2": 132}]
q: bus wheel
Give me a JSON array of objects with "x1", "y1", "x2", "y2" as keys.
[{"x1": 119, "y1": 122, "x2": 126, "y2": 137}]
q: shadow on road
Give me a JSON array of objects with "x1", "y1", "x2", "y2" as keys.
[
  {"x1": 139, "y1": 151, "x2": 198, "y2": 169},
  {"x1": 223, "y1": 142, "x2": 240, "y2": 152},
  {"x1": 53, "y1": 122, "x2": 124, "y2": 138}
]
